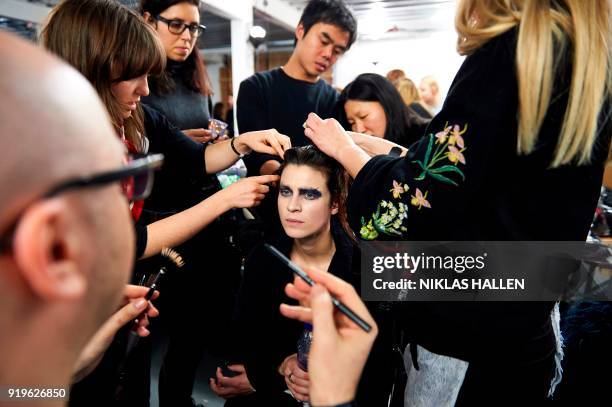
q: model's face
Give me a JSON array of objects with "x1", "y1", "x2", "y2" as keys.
[
  {"x1": 149, "y1": 2, "x2": 200, "y2": 62},
  {"x1": 111, "y1": 75, "x2": 149, "y2": 119},
  {"x1": 278, "y1": 164, "x2": 338, "y2": 240},
  {"x1": 344, "y1": 99, "x2": 387, "y2": 138},
  {"x1": 295, "y1": 22, "x2": 349, "y2": 79}
]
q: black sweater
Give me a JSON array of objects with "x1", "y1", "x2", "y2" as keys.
[
  {"x1": 235, "y1": 223, "x2": 395, "y2": 405},
  {"x1": 348, "y1": 28, "x2": 612, "y2": 364},
  {"x1": 237, "y1": 68, "x2": 340, "y2": 175}
]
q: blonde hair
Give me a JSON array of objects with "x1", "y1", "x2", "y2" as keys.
[
  {"x1": 456, "y1": 0, "x2": 612, "y2": 167},
  {"x1": 41, "y1": 0, "x2": 166, "y2": 152},
  {"x1": 396, "y1": 77, "x2": 421, "y2": 105}
]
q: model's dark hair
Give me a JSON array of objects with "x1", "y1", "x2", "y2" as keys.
[
  {"x1": 140, "y1": 0, "x2": 212, "y2": 97},
  {"x1": 278, "y1": 146, "x2": 355, "y2": 242},
  {"x1": 298, "y1": 0, "x2": 357, "y2": 49},
  {"x1": 340, "y1": 73, "x2": 428, "y2": 147}
]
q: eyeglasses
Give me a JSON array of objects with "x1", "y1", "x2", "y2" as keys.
[
  {"x1": 155, "y1": 15, "x2": 206, "y2": 37},
  {"x1": 0, "y1": 154, "x2": 164, "y2": 252}
]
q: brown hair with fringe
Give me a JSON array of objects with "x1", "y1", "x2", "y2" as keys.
[{"x1": 41, "y1": 0, "x2": 166, "y2": 152}]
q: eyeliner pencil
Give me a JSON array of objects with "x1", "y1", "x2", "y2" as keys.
[{"x1": 264, "y1": 244, "x2": 372, "y2": 333}]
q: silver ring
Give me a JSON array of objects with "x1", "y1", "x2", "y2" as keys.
[{"x1": 289, "y1": 373, "x2": 294, "y2": 383}]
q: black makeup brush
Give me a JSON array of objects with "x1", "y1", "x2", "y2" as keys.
[{"x1": 119, "y1": 248, "x2": 184, "y2": 369}]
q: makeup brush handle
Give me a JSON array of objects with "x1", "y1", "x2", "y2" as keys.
[{"x1": 331, "y1": 298, "x2": 373, "y2": 333}]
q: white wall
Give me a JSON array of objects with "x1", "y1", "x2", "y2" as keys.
[
  {"x1": 333, "y1": 30, "x2": 465, "y2": 104},
  {"x1": 206, "y1": 61, "x2": 223, "y2": 104}
]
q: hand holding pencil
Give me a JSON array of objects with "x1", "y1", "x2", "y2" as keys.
[{"x1": 280, "y1": 268, "x2": 378, "y2": 406}]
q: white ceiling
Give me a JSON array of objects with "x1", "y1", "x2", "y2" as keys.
[{"x1": 281, "y1": 0, "x2": 458, "y2": 40}]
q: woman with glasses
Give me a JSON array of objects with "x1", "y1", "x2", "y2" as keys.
[
  {"x1": 138, "y1": 1, "x2": 243, "y2": 405},
  {"x1": 41, "y1": 0, "x2": 288, "y2": 405},
  {"x1": 141, "y1": 0, "x2": 213, "y2": 143}
]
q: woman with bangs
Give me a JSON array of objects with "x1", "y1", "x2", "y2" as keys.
[
  {"x1": 41, "y1": 0, "x2": 288, "y2": 405},
  {"x1": 41, "y1": 0, "x2": 289, "y2": 261},
  {"x1": 304, "y1": 0, "x2": 612, "y2": 404}
]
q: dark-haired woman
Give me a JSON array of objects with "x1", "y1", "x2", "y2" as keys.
[
  {"x1": 340, "y1": 73, "x2": 429, "y2": 148},
  {"x1": 213, "y1": 147, "x2": 394, "y2": 406},
  {"x1": 139, "y1": 1, "x2": 241, "y2": 405}
]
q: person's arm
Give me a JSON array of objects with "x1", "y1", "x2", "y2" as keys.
[
  {"x1": 144, "y1": 104, "x2": 289, "y2": 177},
  {"x1": 182, "y1": 128, "x2": 213, "y2": 143},
  {"x1": 280, "y1": 268, "x2": 378, "y2": 406},
  {"x1": 141, "y1": 174, "x2": 278, "y2": 259},
  {"x1": 203, "y1": 130, "x2": 290, "y2": 174},
  {"x1": 72, "y1": 285, "x2": 159, "y2": 383},
  {"x1": 304, "y1": 114, "x2": 371, "y2": 179},
  {"x1": 347, "y1": 131, "x2": 409, "y2": 157}
]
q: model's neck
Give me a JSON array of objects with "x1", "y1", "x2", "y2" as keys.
[{"x1": 291, "y1": 227, "x2": 335, "y2": 268}]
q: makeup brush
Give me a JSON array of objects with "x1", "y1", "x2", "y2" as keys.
[{"x1": 119, "y1": 248, "x2": 184, "y2": 369}]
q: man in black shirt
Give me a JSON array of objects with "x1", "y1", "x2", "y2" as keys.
[{"x1": 237, "y1": 0, "x2": 358, "y2": 176}]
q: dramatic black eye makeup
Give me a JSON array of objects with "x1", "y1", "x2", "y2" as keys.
[
  {"x1": 279, "y1": 184, "x2": 322, "y2": 200},
  {"x1": 300, "y1": 188, "x2": 322, "y2": 200}
]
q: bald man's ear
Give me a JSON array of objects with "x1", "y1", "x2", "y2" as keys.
[{"x1": 12, "y1": 199, "x2": 87, "y2": 302}]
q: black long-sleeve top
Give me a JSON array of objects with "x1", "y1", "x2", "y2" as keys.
[
  {"x1": 237, "y1": 68, "x2": 340, "y2": 176},
  {"x1": 348, "y1": 28, "x2": 612, "y2": 364},
  {"x1": 235, "y1": 222, "x2": 395, "y2": 405}
]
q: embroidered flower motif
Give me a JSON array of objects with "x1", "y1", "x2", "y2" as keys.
[
  {"x1": 448, "y1": 124, "x2": 465, "y2": 148},
  {"x1": 410, "y1": 188, "x2": 431, "y2": 209},
  {"x1": 389, "y1": 180, "x2": 409, "y2": 199},
  {"x1": 360, "y1": 219, "x2": 378, "y2": 240},
  {"x1": 447, "y1": 145, "x2": 466, "y2": 164},
  {"x1": 359, "y1": 200, "x2": 407, "y2": 240},
  {"x1": 361, "y1": 123, "x2": 468, "y2": 240},
  {"x1": 435, "y1": 125, "x2": 451, "y2": 144},
  {"x1": 412, "y1": 122, "x2": 468, "y2": 186}
]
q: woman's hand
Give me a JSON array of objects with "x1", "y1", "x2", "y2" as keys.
[
  {"x1": 72, "y1": 285, "x2": 159, "y2": 383},
  {"x1": 279, "y1": 353, "x2": 310, "y2": 402},
  {"x1": 303, "y1": 113, "x2": 356, "y2": 160},
  {"x1": 209, "y1": 364, "x2": 255, "y2": 399},
  {"x1": 222, "y1": 175, "x2": 279, "y2": 208},
  {"x1": 182, "y1": 128, "x2": 213, "y2": 144},
  {"x1": 234, "y1": 129, "x2": 291, "y2": 158}
]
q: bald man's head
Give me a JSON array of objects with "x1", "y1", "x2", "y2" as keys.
[
  {"x1": 0, "y1": 32, "x2": 135, "y2": 385},
  {"x1": 0, "y1": 31, "x2": 125, "y2": 228}
]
